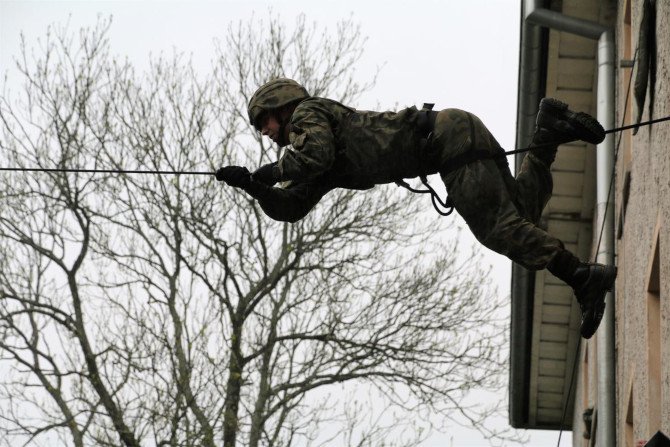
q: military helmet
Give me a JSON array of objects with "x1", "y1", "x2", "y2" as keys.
[{"x1": 247, "y1": 78, "x2": 310, "y2": 129}]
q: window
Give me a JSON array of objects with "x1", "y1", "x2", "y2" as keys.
[
  {"x1": 625, "y1": 373, "x2": 634, "y2": 447},
  {"x1": 618, "y1": 0, "x2": 634, "y2": 238},
  {"x1": 646, "y1": 227, "x2": 661, "y2": 434}
]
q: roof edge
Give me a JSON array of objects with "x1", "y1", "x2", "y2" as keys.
[{"x1": 508, "y1": 0, "x2": 547, "y2": 429}]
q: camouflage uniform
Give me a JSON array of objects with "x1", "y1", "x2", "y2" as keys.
[
  {"x1": 234, "y1": 80, "x2": 614, "y2": 340},
  {"x1": 252, "y1": 97, "x2": 562, "y2": 270}
]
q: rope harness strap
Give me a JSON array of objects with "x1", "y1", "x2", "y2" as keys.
[
  {"x1": 395, "y1": 176, "x2": 455, "y2": 216},
  {"x1": 393, "y1": 103, "x2": 455, "y2": 216},
  {"x1": 395, "y1": 111, "x2": 670, "y2": 217}
]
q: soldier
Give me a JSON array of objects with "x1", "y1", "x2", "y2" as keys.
[{"x1": 216, "y1": 78, "x2": 616, "y2": 339}]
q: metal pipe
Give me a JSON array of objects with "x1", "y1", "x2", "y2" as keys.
[
  {"x1": 525, "y1": 3, "x2": 608, "y2": 39},
  {"x1": 510, "y1": 0, "x2": 545, "y2": 426},
  {"x1": 595, "y1": 29, "x2": 616, "y2": 447},
  {"x1": 522, "y1": 2, "x2": 616, "y2": 446}
]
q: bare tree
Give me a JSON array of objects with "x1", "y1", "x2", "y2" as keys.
[{"x1": 0, "y1": 15, "x2": 512, "y2": 447}]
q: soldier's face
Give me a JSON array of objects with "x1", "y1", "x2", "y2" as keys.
[{"x1": 260, "y1": 114, "x2": 281, "y2": 144}]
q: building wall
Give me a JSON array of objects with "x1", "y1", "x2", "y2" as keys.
[
  {"x1": 571, "y1": 1, "x2": 670, "y2": 446},
  {"x1": 613, "y1": 1, "x2": 669, "y2": 446}
]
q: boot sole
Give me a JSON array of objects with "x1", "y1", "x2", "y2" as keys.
[
  {"x1": 579, "y1": 265, "x2": 617, "y2": 339},
  {"x1": 537, "y1": 98, "x2": 606, "y2": 145}
]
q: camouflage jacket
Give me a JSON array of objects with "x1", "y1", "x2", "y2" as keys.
[{"x1": 252, "y1": 97, "x2": 431, "y2": 222}]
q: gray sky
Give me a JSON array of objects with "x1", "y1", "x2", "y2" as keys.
[{"x1": 0, "y1": 1, "x2": 569, "y2": 445}]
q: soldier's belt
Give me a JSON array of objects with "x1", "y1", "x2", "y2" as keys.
[{"x1": 417, "y1": 103, "x2": 438, "y2": 137}]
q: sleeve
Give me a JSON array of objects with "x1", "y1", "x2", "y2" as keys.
[
  {"x1": 277, "y1": 102, "x2": 337, "y2": 182},
  {"x1": 241, "y1": 180, "x2": 329, "y2": 223}
]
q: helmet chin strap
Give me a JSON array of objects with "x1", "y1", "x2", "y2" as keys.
[
  {"x1": 277, "y1": 123, "x2": 292, "y2": 147},
  {"x1": 275, "y1": 108, "x2": 293, "y2": 147}
]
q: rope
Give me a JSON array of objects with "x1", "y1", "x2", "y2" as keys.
[
  {"x1": 554, "y1": 46, "x2": 638, "y2": 447},
  {"x1": 1, "y1": 97, "x2": 667, "y2": 220},
  {"x1": 0, "y1": 114, "x2": 668, "y2": 179},
  {"x1": 395, "y1": 176, "x2": 454, "y2": 216},
  {"x1": 503, "y1": 114, "x2": 670, "y2": 159},
  {"x1": 0, "y1": 167, "x2": 213, "y2": 175},
  {"x1": 557, "y1": 337, "x2": 582, "y2": 446}
]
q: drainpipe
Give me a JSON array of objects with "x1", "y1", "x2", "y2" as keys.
[
  {"x1": 595, "y1": 29, "x2": 616, "y2": 447},
  {"x1": 524, "y1": 1, "x2": 615, "y2": 446},
  {"x1": 510, "y1": 7, "x2": 544, "y2": 427}
]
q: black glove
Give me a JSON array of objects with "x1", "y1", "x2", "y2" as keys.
[
  {"x1": 215, "y1": 166, "x2": 252, "y2": 188},
  {"x1": 252, "y1": 162, "x2": 280, "y2": 186}
]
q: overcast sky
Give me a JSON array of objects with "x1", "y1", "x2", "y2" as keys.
[{"x1": 0, "y1": 1, "x2": 569, "y2": 445}]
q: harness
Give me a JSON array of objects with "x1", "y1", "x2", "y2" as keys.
[
  {"x1": 396, "y1": 103, "x2": 520, "y2": 217},
  {"x1": 394, "y1": 103, "x2": 456, "y2": 216}
]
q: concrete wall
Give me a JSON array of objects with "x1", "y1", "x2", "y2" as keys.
[
  {"x1": 613, "y1": 0, "x2": 670, "y2": 446},
  {"x1": 571, "y1": 1, "x2": 670, "y2": 446}
]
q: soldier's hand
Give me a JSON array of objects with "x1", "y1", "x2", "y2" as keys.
[
  {"x1": 252, "y1": 162, "x2": 279, "y2": 186},
  {"x1": 215, "y1": 166, "x2": 252, "y2": 188}
]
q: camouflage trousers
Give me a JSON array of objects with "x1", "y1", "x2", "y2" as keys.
[{"x1": 430, "y1": 108, "x2": 562, "y2": 270}]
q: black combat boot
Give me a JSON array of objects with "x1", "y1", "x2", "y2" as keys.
[
  {"x1": 570, "y1": 263, "x2": 617, "y2": 339},
  {"x1": 536, "y1": 98, "x2": 606, "y2": 145},
  {"x1": 547, "y1": 249, "x2": 617, "y2": 339}
]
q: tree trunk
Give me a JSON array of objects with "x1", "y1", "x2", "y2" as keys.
[{"x1": 222, "y1": 321, "x2": 244, "y2": 447}]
